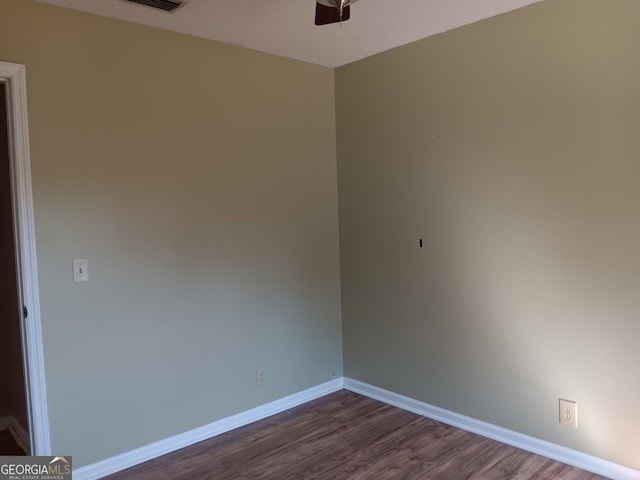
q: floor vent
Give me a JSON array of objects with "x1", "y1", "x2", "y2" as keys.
[{"x1": 124, "y1": 0, "x2": 185, "y2": 13}]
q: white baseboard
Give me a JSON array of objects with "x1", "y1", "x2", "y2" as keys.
[
  {"x1": 343, "y1": 378, "x2": 640, "y2": 480},
  {"x1": 70, "y1": 376, "x2": 640, "y2": 480},
  {"x1": 0, "y1": 415, "x2": 30, "y2": 455},
  {"x1": 73, "y1": 378, "x2": 344, "y2": 480}
]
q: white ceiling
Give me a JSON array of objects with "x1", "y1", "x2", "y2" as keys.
[{"x1": 38, "y1": 0, "x2": 543, "y2": 68}]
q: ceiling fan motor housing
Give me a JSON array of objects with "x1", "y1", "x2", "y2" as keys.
[
  {"x1": 315, "y1": 0, "x2": 357, "y2": 25},
  {"x1": 317, "y1": 0, "x2": 356, "y2": 6}
]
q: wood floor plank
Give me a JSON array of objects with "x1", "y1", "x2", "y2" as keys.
[{"x1": 105, "y1": 390, "x2": 607, "y2": 480}]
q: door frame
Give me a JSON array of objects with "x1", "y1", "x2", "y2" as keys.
[{"x1": 0, "y1": 61, "x2": 51, "y2": 455}]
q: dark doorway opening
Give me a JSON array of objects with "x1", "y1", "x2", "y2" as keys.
[{"x1": 0, "y1": 82, "x2": 30, "y2": 455}]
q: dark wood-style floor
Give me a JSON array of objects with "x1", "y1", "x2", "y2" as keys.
[
  {"x1": 106, "y1": 390, "x2": 606, "y2": 480},
  {"x1": 0, "y1": 429, "x2": 26, "y2": 456}
]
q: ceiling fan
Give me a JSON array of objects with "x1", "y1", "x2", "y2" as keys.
[{"x1": 315, "y1": 0, "x2": 358, "y2": 26}]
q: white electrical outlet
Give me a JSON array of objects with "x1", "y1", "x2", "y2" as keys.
[
  {"x1": 256, "y1": 369, "x2": 266, "y2": 387},
  {"x1": 559, "y1": 399, "x2": 578, "y2": 428}
]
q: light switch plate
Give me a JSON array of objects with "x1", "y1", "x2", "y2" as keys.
[{"x1": 73, "y1": 259, "x2": 89, "y2": 283}]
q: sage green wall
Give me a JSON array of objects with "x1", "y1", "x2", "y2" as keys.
[
  {"x1": 0, "y1": 0, "x2": 342, "y2": 467},
  {"x1": 337, "y1": 0, "x2": 640, "y2": 471}
]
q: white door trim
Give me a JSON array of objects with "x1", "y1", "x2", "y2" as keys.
[{"x1": 1, "y1": 61, "x2": 51, "y2": 455}]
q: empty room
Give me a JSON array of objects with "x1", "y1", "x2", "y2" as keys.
[{"x1": 0, "y1": 0, "x2": 638, "y2": 479}]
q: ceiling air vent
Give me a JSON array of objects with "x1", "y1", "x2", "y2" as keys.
[{"x1": 124, "y1": 0, "x2": 185, "y2": 13}]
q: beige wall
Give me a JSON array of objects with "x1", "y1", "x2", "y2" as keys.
[
  {"x1": 0, "y1": 83, "x2": 30, "y2": 438},
  {"x1": 2, "y1": 0, "x2": 639, "y2": 472},
  {"x1": 337, "y1": 0, "x2": 640, "y2": 471},
  {"x1": 0, "y1": 0, "x2": 342, "y2": 467}
]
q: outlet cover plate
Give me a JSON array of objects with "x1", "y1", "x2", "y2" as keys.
[{"x1": 559, "y1": 399, "x2": 578, "y2": 428}]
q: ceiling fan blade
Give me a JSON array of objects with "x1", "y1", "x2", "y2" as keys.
[{"x1": 315, "y1": 3, "x2": 350, "y2": 25}]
